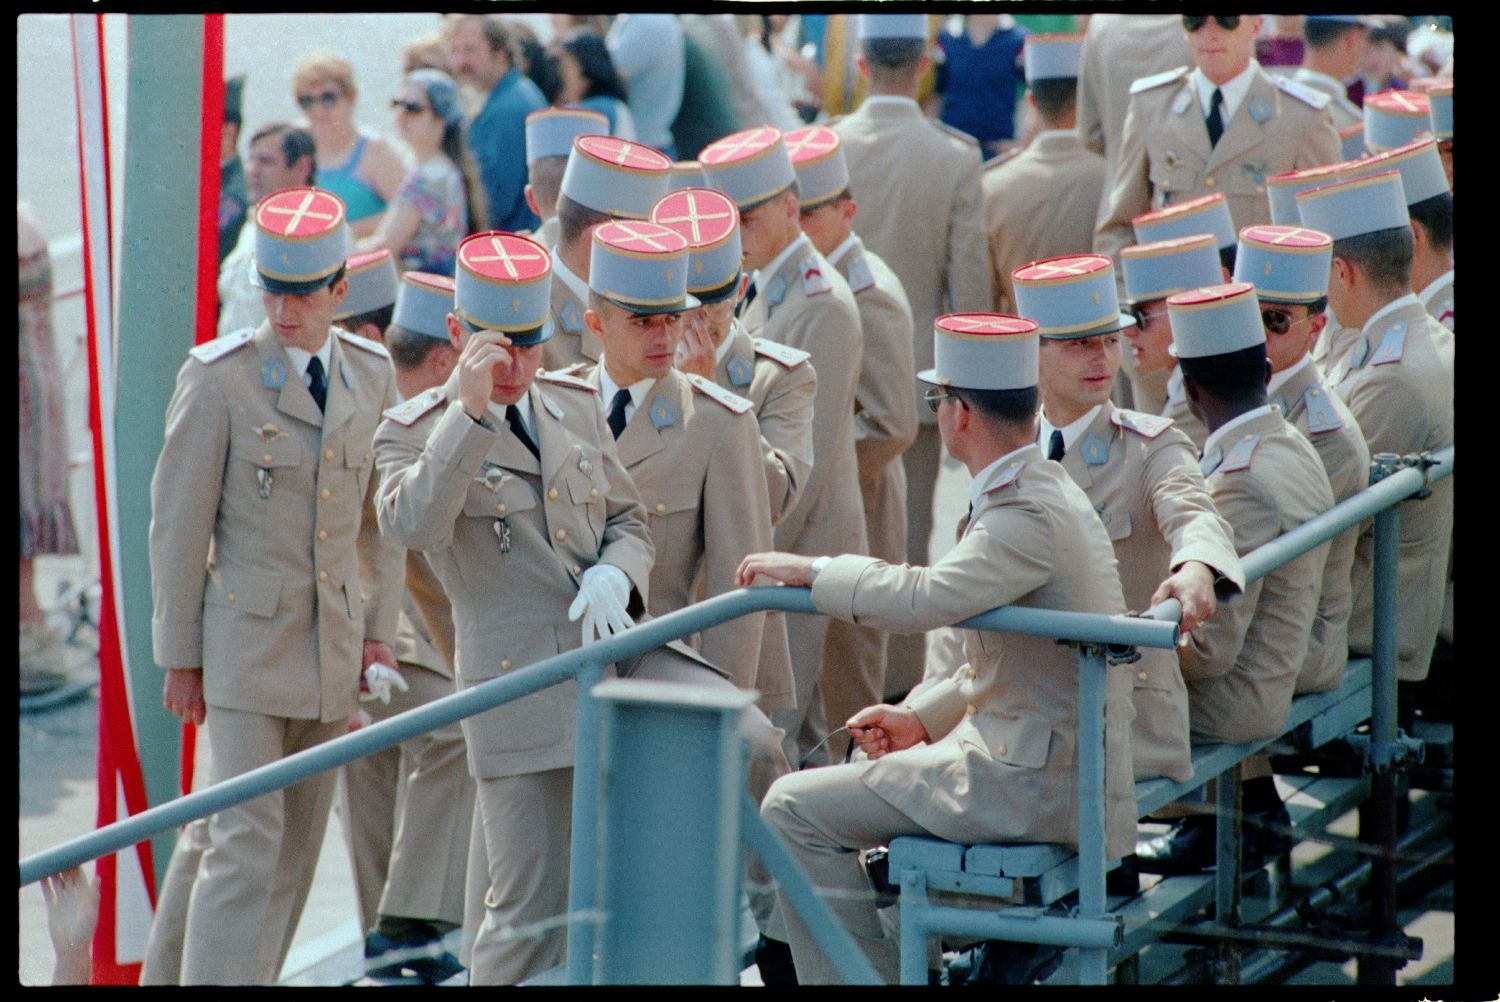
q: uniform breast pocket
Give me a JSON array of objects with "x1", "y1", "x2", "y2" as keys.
[
  {"x1": 344, "y1": 439, "x2": 375, "y2": 497},
  {"x1": 645, "y1": 489, "x2": 701, "y2": 567},
  {"x1": 962, "y1": 711, "x2": 1055, "y2": 770},
  {"x1": 566, "y1": 470, "x2": 609, "y2": 547},
  {"x1": 1097, "y1": 508, "x2": 1133, "y2": 542},
  {"x1": 204, "y1": 564, "x2": 283, "y2": 618},
  {"x1": 462, "y1": 472, "x2": 538, "y2": 523}
]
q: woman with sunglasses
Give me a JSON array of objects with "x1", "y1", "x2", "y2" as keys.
[
  {"x1": 292, "y1": 52, "x2": 406, "y2": 239},
  {"x1": 357, "y1": 69, "x2": 483, "y2": 278}
]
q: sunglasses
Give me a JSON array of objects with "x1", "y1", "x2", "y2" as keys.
[
  {"x1": 1261, "y1": 308, "x2": 1315, "y2": 336},
  {"x1": 391, "y1": 98, "x2": 429, "y2": 115},
  {"x1": 1183, "y1": 15, "x2": 1242, "y2": 32},
  {"x1": 1130, "y1": 306, "x2": 1166, "y2": 331},
  {"x1": 924, "y1": 387, "x2": 962, "y2": 413},
  {"x1": 297, "y1": 90, "x2": 340, "y2": 110}
]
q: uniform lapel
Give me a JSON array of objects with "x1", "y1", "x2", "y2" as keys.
[
  {"x1": 615, "y1": 380, "x2": 669, "y2": 466},
  {"x1": 320, "y1": 332, "x2": 357, "y2": 440},
  {"x1": 256, "y1": 326, "x2": 324, "y2": 428},
  {"x1": 1169, "y1": 77, "x2": 1214, "y2": 170},
  {"x1": 532, "y1": 383, "x2": 568, "y2": 482},
  {"x1": 1208, "y1": 71, "x2": 1272, "y2": 173}
]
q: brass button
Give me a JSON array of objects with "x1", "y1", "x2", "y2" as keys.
[
  {"x1": 590, "y1": 488, "x2": 599, "y2": 498},
  {"x1": 1138, "y1": 671, "x2": 1149, "y2": 682},
  {"x1": 995, "y1": 744, "x2": 1007, "y2": 757},
  {"x1": 318, "y1": 570, "x2": 329, "y2": 582},
  {"x1": 656, "y1": 503, "x2": 667, "y2": 514},
  {"x1": 501, "y1": 659, "x2": 512, "y2": 671},
  {"x1": 321, "y1": 488, "x2": 332, "y2": 500},
  {"x1": 262, "y1": 453, "x2": 273, "y2": 463},
  {"x1": 1204, "y1": 175, "x2": 1216, "y2": 189},
  {"x1": 226, "y1": 592, "x2": 236, "y2": 603},
  {"x1": 496, "y1": 504, "x2": 507, "y2": 514},
  {"x1": 318, "y1": 530, "x2": 328, "y2": 541},
  {"x1": 548, "y1": 487, "x2": 559, "y2": 500},
  {"x1": 572, "y1": 565, "x2": 582, "y2": 575},
  {"x1": 555, "y1": 529, "x2": 567, "y2": 542},
  {"x1": 325, "y1": 448, "x2": 335, "y2": 461}
]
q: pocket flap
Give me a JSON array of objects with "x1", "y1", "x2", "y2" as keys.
[
  {"x1": 246, "y1": 437, "x2": 302, "y2": 469},
  {"x1": 204, "y1": 565, "x2": 282, "y2": 618},
  {"x1": 643, "y1": 489, "x2": 699, "y2": 517},
  {"x1": 462, "y1": 473, "x2": 538, "y2": 518},
  {"x1": 1098, "y1": 509, "x2": 1132, "y2": 541},
  {"x1": 966, "y1": 711, "x2": 1054, "y2": 769},
  {"x1": 344, "y1": 439, "x2": 374, "y2": 469}
]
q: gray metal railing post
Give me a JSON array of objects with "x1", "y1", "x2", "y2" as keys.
[
  {"x1": 592, "y1": 679, "x2": 754, "y2": 984},
  {"x1": 1075, "y1": 642, "x2": 1110, "y2": 985},
  {"x1": 565, "y1": 658, "x2": 607, "y2": 984}
]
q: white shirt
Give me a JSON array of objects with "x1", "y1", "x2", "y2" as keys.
[
  {"x1": 1266, "y1": 353, "x2": 1312, "y2": 398},
  {"x1": 714, "y1": 322, "x2": 740, "y2": 367},
  {"x1": 826, "y1": 232, "x2": 860, "y2": 270},
  {"x1": 1192, "y1": 60, "x2": 1258, "y2": 129},
  {"x1": 597, "y1": 357, "x2": 656, "y2": 427},
  {"x1": 550, "y1": 249, "x2": 591, "y2": 308},
  {"x1": 1361, "y1": 293, "x2": 1423, "y2": 338},
  {"x1": 1201, "y1": 403, "x2": 1276, "y2": 464},
  {"x1": 752, "y1": 232, "x2": 811, "y2": 298},
  {"x1": 861, "y1": 94, "x2": 921, "y2": 114},
  {"x1": 284, "y1": 337, "x2": 333, "y2": 394},
  {"x1": 1417, "y1": 270, "x2": 1454, "y2": 312},
  {"x1": 487, "y1": 391, "x2": 535, "y2": 443},
  {"x1": 1038, "y1": 404, "x2": 1104, "y2": 457},
  {"x1": 967, "y1": 443, "x2": 1035, "y2": 515}
]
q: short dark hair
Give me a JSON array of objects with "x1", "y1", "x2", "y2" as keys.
[
  {"x1": 1408, "y1": 191, "x2": 1453, "y2": 252},
  {"x1": 952, "y1": 385, "x2": 1039, "y2": 428},
  {"x1": 446, "y1": 13, "x2": 518, "y2": 65},
  {"x1": 335, "y1": 304, "x2": 394, "y2": 337},
  {"x1": 250, "y1": 122, "x2": 318, "y2": 179},
  {"x1": 1217, "y1": 245, "x2": 1237, "y2": 275},
  {"x1": 862, "y1": 37, "x2": 925, "y2": 71},
  {"x1": 385, "y1": 323, "x2": 454, "y2": 371},
  {"x1": 1178, "y1": 343, "x2": 1269, "y2": 401},
  {"x1": 1029, "y1": 77, "x2": 1077, "y2": 120},
  {"x1": 556, "y1": 194, "x2": 612, "y2": 248},
  {"x1": 1304, "y1": 20, "x2": 1363, "y2": 49},
  {"x1": 1332, "y1": 226, "x2": 1413, "y2": 290}
]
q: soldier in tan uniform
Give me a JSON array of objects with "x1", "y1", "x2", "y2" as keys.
[
  {"x1": 144, "y1": 188, "x2": 403, "y2": 985},
  {"x1": 1135, "y1": 282, "x2": 1335, "y2": 876},
  {"x1": 786, "y1": 124, "x2": 918, "y2": 746},
  {"x1": 541, "y1": 134, "x2": 672, "y2": 371},
  {"x1": 343, "y1": 271, "x2": 474, "y2": 983},
  {"x1": 1012, "y1": 254, "x2": 1242, "y2": 784},
  {"x1": 739, "y1": 314, "x2": 1136, "y2": 984},
  {"x1": 522, "y1": 106, "x2": 609, "y2": 252},
  {"x1": 1289, "y1": 16, "x2": 1371, "y2": 133},
  {"x1": 831, "y1": 14, "x2": 993, "y2": 681},
  {"x1": 701, "y1": 125, "x2": 869, "y2": 764},
  {"x1": 1298, "y1": 169, "x2": 1454, "y2": 687},
  {"x1": 983, "y1": 34, "x2": 1106, "y2": 314},
  {"x1": 1235, "y1": 226, "x2": 1371, "y2": 695},
  {"x1": 1095, "y1": 14, "x2": 1342, "y2": 267},
  {"x1": 375, "y1": 231, "x2": 787, "y2": 984}
]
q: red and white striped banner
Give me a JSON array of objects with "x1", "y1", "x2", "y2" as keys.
[{"x1": 71, "y1": 12, "x2": 149, "y2": 984}]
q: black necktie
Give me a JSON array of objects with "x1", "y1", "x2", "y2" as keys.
[
  {"x1": 607, "y1": 388, "x2": 631, "y2": 440},
  {"x1": 306, "y1": 356, "x2": 327, "y2": 413},
  {"x1": 738, "y1": 280, "x2": 758, "y2": 318},
  {"x1": 1206, "y1": 87, "x2": 1224, "y2": 147},
  {"x1": 506, "y1": 405, "x2": 539, "y2": 460},
  {"x1": 1048, "y1": 428, "x2": 1066, "y2": 461}
]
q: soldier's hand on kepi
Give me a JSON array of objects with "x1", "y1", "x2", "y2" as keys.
[{"x1": 568, "y1": 563, "x2": 635, "y2": 643}]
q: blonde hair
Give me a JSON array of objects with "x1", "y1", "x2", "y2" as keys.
[{"x1": 292, "y1": 51, "x2": 357, "y2": 103}]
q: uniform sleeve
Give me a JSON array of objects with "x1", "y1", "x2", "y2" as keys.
[
  {"x1": 588, "y1": 395, "x2": 656, "y2": 607},
  {"x1": 359, "y1": 369, "x2": 406, "y2": 645},
  {"x1": 1296, "y1": 104, "x2": 1343, "y2": 170},
  {"x1": 1094, "y1": 96, "x2": 1153, "y2": 265},
  {"x1": 757, "y1": 359, "x2": 817, "y2": 524},
  {"x1": 698, "y1": 409, "x2": 775, "y2": 691},
  {"x1": 1339, "y1": 365, "x2": 1429, "y2": 458},
  {"x1": 782, "y1": 293, "x2": 863, "y2": 523},
  {"x1": 1074, "y1": 31, "x2": 1107, "y2": 157},
  {"x1": 1142, "y1": 431, "x2": 1246, "y2": 594},
  {"x1": 374, "y1": 402, "x2": 498, "y2": 553},
  {"x1": 149, "y1": 360, "x2": 230, "y2": 669},
  {"x1": 851, "y1": 286, "x2": 918, "y2": 489},
  {"x1": 1176, "y1": 473, "x2": 1278, "y2": 681},
  {"x1": 810, "y1": 497, "x2": 1055, "y2": 634},
  {"x1": 945, "y1": 147, "x2": 995, "y2": 314}
]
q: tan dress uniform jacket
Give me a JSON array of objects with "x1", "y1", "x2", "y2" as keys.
[
  {"x1": 584, "y1": 365, "x2": 794, "y2": 711},
  {"x1": 541, "y1": 261, "x2": 600, "y2": 372},
  {"x1": 1181, "y1": 407, "x2": 1336, "y2": 743},
  {"x1": 146, "y1": 324, "x2": 401, "y2": 984},
  {"x1": 811, "y1": 445, "x2": 1139, "y2": 860},
  {"x1": 1077, "y1": 13, "x2": 1195, "y2": 224},
  {"x1": 1163, "y1": 366, "x2": 1211, "y2": 452},
  {"x1": 983, "y1": 132, "x2": 1109, "y2": 314},
  {"x1": 743, "y1": 235, "x2": 869, "y2": 758},
  {"x1": 1096, "y1": 63, "x2": 1343, "y2": 266},
  {"x1": 1056, "y1": 405, "x2": 1243, "y2": 782},
  {"x1": 1289, "y1": 67, "x2": 1365, "y2": 131},
  {"x1": 1325, "y1": 299, "x2": 1454, "y2": 681},
  {"x1": 713, "y1": 323, "x2": 817, "y2": 526},
  {"x1": 823, "y1": 235, "x2": 918, "y2": 735},
  {"x1": 1271, "y1": 361, "x2": 1372, "y2": 693}
]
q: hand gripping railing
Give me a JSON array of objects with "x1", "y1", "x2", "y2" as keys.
[{"x1": 17, "y1": 445, "x2": 1452, "y2": 985}]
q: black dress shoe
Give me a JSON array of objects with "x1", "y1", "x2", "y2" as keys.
[
  {"x1": 946, "y1": 939, "x2": 1065, "y2": 986},
  {"x1": 364, "y1": 929, "x2": 465, "y2": 984},
  {"x1": 1105, "y1": 855, "x2": 1140, "y2": 896},
  {"x1": 1133, "y1": 815, "x2": 1215, "y2": 875},
  {"x1": 1241, "y1": 800, "x2": 1293, "y2": 870},
  {"x1": 754, "y1": 935, "x2": 799, "y2": 986}
]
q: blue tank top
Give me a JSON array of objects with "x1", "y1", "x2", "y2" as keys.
[{"x1": 316, "y1": 134, "x2": 387, "y2": 222}]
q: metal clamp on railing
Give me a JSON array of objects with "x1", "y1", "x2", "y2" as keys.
[{"x1": 1343, "y1": 731, "x2": 1426, "y2": 774}]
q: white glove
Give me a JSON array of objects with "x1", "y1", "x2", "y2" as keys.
[
  {"x1": 360, "y1": 662, "x2": 409, "y2": 704},
  {"x1": 567, "y1": 564, "x2": 635, "y2": 643}
]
